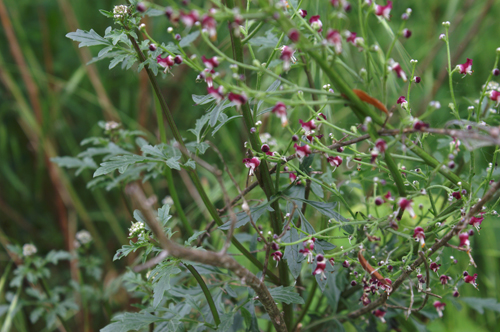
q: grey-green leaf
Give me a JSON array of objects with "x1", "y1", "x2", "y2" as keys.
[
  {"x1": 66, "y1": 29, "x2": 110, "y2": 47},
  {"x1": 268, "y1": 286, "x2": 305, "y2": 305}
]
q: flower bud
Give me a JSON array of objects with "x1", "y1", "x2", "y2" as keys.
[
  {"x1": 137, "y1": 2, "x2": 146, "y2": 12},
  {"x1": 149, "y1": 44, "x2": 157, "y2": 51}
]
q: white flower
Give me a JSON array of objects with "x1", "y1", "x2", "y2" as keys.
[
  {"x1": 23, "y1": 244, "x2": 37, "y2": 257},
  {"x1": 105, "y1": 121, "x2": 120, "y2": 131},
  {"x1": 129, "y1": 221, "x2": 146, "y2": 237},
  {"x1": 76, "y1": 230, "x2": 92, "y2": 244},
  {"x1": 113, "y1": 5, "x2": 129, "y2": 19}
]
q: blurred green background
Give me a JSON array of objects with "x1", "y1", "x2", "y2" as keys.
[{"x1": 1, "y1": 0, "x2": 500, "y2": 331}]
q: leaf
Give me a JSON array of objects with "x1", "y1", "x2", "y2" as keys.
[
  {"x1": 282, "y1": 226, "x2": 303, "y2": 279},
  {"x1": 218, "y1": 312, "x2": 235, "y2": 332},
  {"x1": 268, "y1": 286, "x2": 304, "y2": 305},
  {"x1": 113, "y1": 243, "x2": 143, "y2": 261},
  {"x1": 461, "y1": 297, "x2": 500, "y2": 314},
  {"x1": 158, "y1": 204, "x2": 172, "y2": 226},
  {"x1": 66, "y1": 29, "x2": 110, "y2": 47},
  {"x1": 44, "y1": 250, "x2": 72, "y2": 264},
  {"x1": 249, "y1": 30, "x2": 279, "y2": 50},
  {"x1": 152, "y1": 265, "x2": 181, "y2": 308},
  {"x1": 100, "y1": 312, "x2": 164, "y2": 332},
  {"x1": 218, "y1": 202, "x2": 275, "y2": 230},
  {"x1": 184, "y1": 230, "x2": 206, "y2": 246},
  {"x1": 109, "y1": 54, "x2": 128, "y2": 69},
  {"x1": 192, "y1": 94, "x2": 215, "y2": 105},
  {"x1": 51, "y1": 156, "x2": 97, "y2": 175},
  {"x1": 288, "y1": 198, "x2": 346, "y2": 222},
  {"x1": 209, "y1": 100, "x2": 226, "y2": 127},
  {"x1": 187, "y1": 114, "x2": 210, "y2": 142},
  {"x1": 93, "y1": 155, "x2": 146, "y2": 177},
  {"x1": 299, "y1": 155, "x2": 315, "y2": 175},
  {"x1": 211, "y1": 115, "x2": 241, "y2": 136},
  {"x1": 179, "y1": 31, "x2": 200, "y2": 47},
  {"x1": 310, "y1": 181, "x2": 324, "y2": 199},
  {"x1": 257, "y1": 79, "x2": 280, "y2": 112}
]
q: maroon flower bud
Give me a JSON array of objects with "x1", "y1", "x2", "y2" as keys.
[
  {"x1": 174, "y1": 55, "x2": 183, "y2": 64},
  {"x1": 137, "y1": 2, "x2": 146, "y2": 12},
  {"x1": 175, "y1": 34, "x2": 182, "y2": 41},
  {"x1": 292, "y1": 135, "x2": 299, "y2": 142},
  {"x1": 448, "y1": 161, "x2": 456, "y2": 169},
  {"x1": 413, "y1": 76, "x2": 421, "y2": 83},
  {"x1": 453, "y1": 290, "x2": 460, "y2": 297},
  {"x1": 165, "y1": 7, "x2": 174, "y2": 19},
  {"x1": 250, "y1": 127, "x2": 256, "y2": 134},
  {"x1": 342, "y1": 260, "x2": 350, "y2": 268},
  {"x1": 149, "y1": 44, "x2": 157, "y2": 51},
  {"x1": 468, "y1": 229, "x2": 474, "y2": 236},
  {"x1": 463, "y1": 271, "x2": 469, "y2": 277},
  {"x1": 288, "y1": 29, "x2": 300, "y2": 43},
  {"x1": 413, "y1": 120, "x2": 429, "y2": 130},
  {"x1": 271, "y1": 242, "x2": 280, "y2": 251},
  {"x1": 448, "y1": 154, "x2": 455, "y2": 160},
  {"x1": 351, "y1": 280, "x2": 358, "y2": 286},
  {"x1": 261, "y1": 144, "x2": 270, "y2": 152},
  {"x1": 401, "y1": 13, "x2": 409, "y2": 20},
  {"x1": 402, "y1": 28, "x2": 412, "y2": 38},
  {"x1": 452, "y1": 191, "x2": 461, "y2": 200},
  {"x1": 387, "y1": 265, "x2": 393, "y2": 272},
  {"x1": 298, "y1": 8, "x2": 307, "y2": 18},
  {"x1": 337, "y1": 146, "x2": 344, "y2": 152},
  {"x1": 493, "y1": 68, "x2": 500, "y2": 76},
  {"x1": 257, "y1": 237, "x2": 262, "y2": 242},
  {"x1": 375, "y1": 197, "x2": 384, "y2": 206}
]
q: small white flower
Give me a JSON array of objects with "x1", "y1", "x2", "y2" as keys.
[
  {"x1": 76, "y1": 230, "x2": 92, "y2": 244},
  {"x1": 23, "y1": 244, "x2": 37, "y2": 257},
  {"x1": 129, "y1": 221, "x2": 146, "y2": 237},
  {"x1": 105, "y1": 121, "x2": 120, "y2": 131}
]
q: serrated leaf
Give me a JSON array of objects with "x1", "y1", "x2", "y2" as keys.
[
  {"x1": 109, "y1": 54, "x2": 128, "y2": 69},
  {"x1": 158, "y1": 204, "x2": 172, "y2": 226},
  {"x1": 184, "y1": 230, "x2": 206, "y2": 246},
  {"x1": 310, "y1": 181, "x2": 324, "y2": 199},
  {"x1": 166, "y1": 156, "x2": 182, "y2": 170},
  {"x1": 218, "y1": 202, "x2": 275, "y2": 230},
  {"x1": 212, "y1": 115, "x2": 241, "y2": 136},
  {"x1": 93, "y1": 155, "x2": 147, "y2": 177},
  {"x1": 51, "y1": 156, "x2": 97, "y2": 175},
  {"x1": 268, "y1": 286, "x2": 304, "y2": 305},
  {"x1": 44, "y1": 250, "x2": 72, "y2": 265},
  {"x1": 187, "y1": 114, "x2": 210, "y2": 142},
  {"x1": 461, "y1": 297, "x2": 500, "y2": 314},
  {"x1": 66, "y1": 29, "x2": 110, "y2": 47},
  {"x1": 282, "y1": 226, "x2": 303, "y2": 279},
  {"x1": 209, "y1": 100, "x2": 226, "y2": 127},
  {"x1": 100, "y1": 312, "x2": 164, "y2": 332},
  {"x1": 257, "y1": 79, "x2": 280, "y2": 112},
  {"x1": 248, "y1": 30, "x2": 279, "y2": 50},
  {"x1": 152, "y1": 266, "x2": 181, "y2": 308},
  {"x1": 192, "y1": 94, "x2": 215, "y2": 105},
  {"x1": 179, "y1": 31, "x2": 200, "y2": 47},
  {"x1": 218, "y1": 312, "x2": 235, "y2": 332}
]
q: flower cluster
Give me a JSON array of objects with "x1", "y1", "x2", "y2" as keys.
[
  {"x1": 129, "y1": 221, "x2": 146, "y2": 238},
  {"x1": 22, "y1": 243, "x2": 37, "y2": 257}
]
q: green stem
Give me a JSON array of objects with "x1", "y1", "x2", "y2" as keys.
[
  {"x1": 293, "y1": 282, "x2": 318, "y2": 330},
  {"x1": 444, "y1": 25, "x2": 459, "y2": 120},
  {"x1": 186, "y1": 264, "x2": 221, "y2": 326}
]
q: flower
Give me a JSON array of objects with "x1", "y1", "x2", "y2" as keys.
[
  {"x1": 271, "y1": 251, "x2": 283, "y2": 265},
  {"x1": 342, "y1": 260, "x2": 350, "y2": 268},
  {"x1": 197, "y1": 69, "x2": 215, "y2": 87},
  {"x1": 452, "y1": 191, "x2": 462, "y2": 200},
  {"x1": 398, "y1": 198, "x2": 415, "y2": 218},
  {"x1": 329, "y1": 258, "x2": 335, "y2": 266},
  {"x1": 288, "y1": 29, "x2": 300, "y2": 43},
  {"x1": 375, "y1": 197, "x2": 384, "y2": 206},
  {"x1": 207, "y1": 86, "x2": 225, "y2": 103},
  {"x1": 326, "y1": 29, "x2": 342, "y2": 54},
  {"x1": 440, "y1": 275, "x2": 451, "y2": 285},
  {"x1": 289, "y1": 172, "x2": 301, "y2": 184},
  {"x1": 294, "y1": 144, "x2": 312, "y2": 160},
  {"x1": 327, "y1": 156, "x2": 343, "y2": 167},
  {"x1": 456, "y1": 58, "x2": 473, "y2": 76},
  {"x1": 490, "y1": 90, "x2": 500, "y2": 106},
  {"x1": 372, "y1": 309, "x2": 386, "y2": 323},
  {"x1": 312, "y1": 254, "x2": 327, "y2": 280},
  {"x1": 22, "y1": 244, "x2": 37, "y2": 257},
  {"x1": 459, "y1": 232, "x2": 470, "y2": 247},
  {"x1": 402, "y1": 28, "x2": 412, "y2": 38},
  {"x1": 309, "y1": 15, "x2": 323, "y2": 32},
  {"x1": 228, "y1": 92, "x2": 248, "y2": 107},
  {"x1": 433, "y1": 301, "x2": 446, "y2": 317},
  {"x1": 272, "y1": 102, "x2": 288, "y2": 126},
  {"x1": 375, "y1": 1, "x2": 392, "y2": 20},
  {"x1": 299, "y1": 119, "x2": 317, "y2": 133},
  {"x1": 180, "y1": 10, "x2": 199, "y2": 27},
  {"x1": 104, "y1": 121, "x2": 120, "y2": 131},
  {"x1": 465, "y1": 273, "x2": 479, "y2": 289},
  {"x1": 202, "y1": 15, "x2": 217, "y2": 41},
  {"x1": 375, "y1": 139, "x2": 387, "y2": 153},
  {"x1": 413, "y1": 120, "x2": 430, "y2": 130},
  {"x1": 430, "y1": 262, "x2": 441, "y2": 273},
  {"x1": 397, "y1": 96, "x2": 407, "y2": 107},
  {"x1": 76, "y1": 230, "x2": 92, "y2": 245},
  {"x1": 280, "y1": 46, "x2": 296, "y2": 71},
  {"x1": 113, "y1": 5, "x2": 129, "y2": 19},
  {"x1": 243, "y1": 157, "x2": 260, "y2": 176},
  {"x1": 298, "y1": 8, "x2": 307, "y2": 18},
  {"x1": 129, "y1": 221, "x2": 145, "y2": 237},
  {"x1": 346, "y1": 31, "x2": 357, "y2": 44},
  {"x1": 201, "y1": 55, "x2": 219, "y2": 69},
  {"x1": 469, "y1": 214, "x2": 484, "y2": 232},
  {"x1": 157, "y1": 55, "x2": 175, "y2": 73},
  {"x1": 413, "y1": 227, "x2": 425, "y2": 248},
  {"x1": 389, "y1": 59, "x2": 407, "y2": 82}
]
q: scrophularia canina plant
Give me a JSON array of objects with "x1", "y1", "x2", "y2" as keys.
[{"x1": 51, "y1": 1, "x2": 500, "y2": 331}]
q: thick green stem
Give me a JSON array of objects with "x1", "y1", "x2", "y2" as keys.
[
  {"x1": 186, "y1": 264, "x2": 221, "y2": 326},
  {"x1": 293, "y1": 282, "x2": 318, "y2": 330}
]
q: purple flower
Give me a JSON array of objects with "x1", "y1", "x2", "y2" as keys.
[
  {"x1": 242, "y1": 157, "x2": 260, "y2": 176},
  {"x1": 375, "y1": 197, "x2": 384, "y2": 206},
  {"x1": 469, "y1": 214, "x2": 484, "y2": 232},
  {"x1": 413, "y1": 227, "x2": 425, "y2": 248},
  {"x1": 202, "y1": 15, "x2": 217, "y2": 41},
  {"x1": 456, "y1": 58, "x2": 473, "y2": 76},
  {"x1": 372, "y1": 308, "x2": 386, "y2": 323},
  {"x1": 327, "y1": 156, "x2": 343, "y2": 167},
  {"x1": 459, "y1": 232, "x2": 470, "y2": 248},
  {"x1": 342, "y1": 260, "x2": 350, "y2": 268},
  {"x1": 375, "y1": 1, "x2": 392, "y2": 20},
  {"x1": 207, "y1": 86, "x2": 224, "y2": 103},
  {"x1": 309, "y1": 15, "x2": 323, "y2": 32},
  {"x1": 452, "y1": 191, "x2": 462, "y2": 200},
  {"x1": 228, "y1": 92, "x2": 248, "y2": 107},
  {"x1": 272, "y1": 102, "x2": 288, "y2": 126},
  {"x1": 271, "y1": 251, "x2": 283, "y2": 265},
  {"x1": 490, "y1": 90, "x2": 500, "y2": 106},
  {"x1": 326, "y1": 29, "x2": 342, "y2": 54},
  {"x1": 299, "y1": 119, "x2": 317, "y2": 133},
  {"x1": 312, "y1": 254, "x2": 327, "y2": 280},
  {"x1": 157, "y1": 55, "x2": 175, "y2": 73},
  {"x1": 375, "y1": 139, "x2": 387, "y2": 153},
  {"x1": 440, "y1": 275, "x2": 451, "y2": 285},
  {"x1": 464, "y1": 273, "x2": 478, "y2": 289},
  {"x1": 346, "y1": 31, "x2": 357, "y2": 44},
  {"x1": 398, "y1": 198, "x2": 415, "y2": 218},
  {"x1": 280, "y1": 46, "x2": 296, "y2": 71},
  {"x1": 397, "y1": 96, "x2": 407, "y2": 104},
  {"x1": 413, "y1": 120, "x2": 430, "y2": 131},
  {"x1": 433, "y1": 301, "x2": 446, "y2": 317},
  {"x1": 298, "y1": 9, "x2": 307, "y2": 18},
  {"x1": 430, "y1": 262, "x2": 441, "y2": 273},
  {"x1": 180, "y1": 10, "x2": 199, "y2": 27},
  {"x1": 402, "y1": 28, "x2": 412, "y2": 38},
  {"x1": 288, "y1": 29, "x2": 300, "y2": 43},
  {"x1": 294, "y1": 144, "x2": 312, "y2": 160},
  {"x1": 389, "y1": 60, "x2": 407, "y2": 82},
  {"x1": 201, "y1": 55, "x2": 219, "y2": 69}
]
